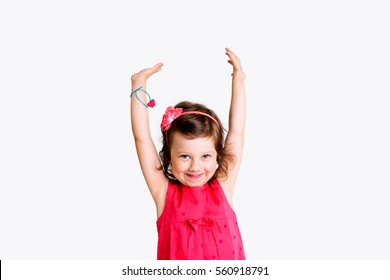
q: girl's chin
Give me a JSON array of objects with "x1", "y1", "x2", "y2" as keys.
[{"x1": 184, "y1": 174, "x2": 208, "y2": 186}]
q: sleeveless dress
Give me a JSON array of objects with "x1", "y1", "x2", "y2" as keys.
[{"x1": 156, "y1": 179, "x2": 245, "y2": 260}]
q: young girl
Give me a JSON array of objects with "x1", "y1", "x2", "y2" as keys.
[{"x1": 130, "y1": 48, "x2": 246, "y2": 260}]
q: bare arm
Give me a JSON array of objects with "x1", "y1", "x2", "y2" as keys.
[
  {"x1": 130, "y1": 63, "x2": 168, "y2": 215},
  {"x1": 219, "y1": 48, "x2": 246, "y2": 197}
]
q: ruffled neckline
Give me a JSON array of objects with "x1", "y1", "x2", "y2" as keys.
[{"x1": 177, "y1": 179, "x2": 218, "y2": 190}]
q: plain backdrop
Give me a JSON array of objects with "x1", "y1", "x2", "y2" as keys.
[{"x1": 0, "y1": 0, "x2": 389, "y2": 260}]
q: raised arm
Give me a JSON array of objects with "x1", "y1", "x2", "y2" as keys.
[
  {"x1": 130, "y1": 63, "x2": 168, "y2": 212},
  {"x1": 220, "y1": 48, "x2": 246, "y2": 196}
]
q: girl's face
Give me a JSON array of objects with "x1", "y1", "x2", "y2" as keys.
[{"x1": 170, "y1": 132, "x2": 218, "y2": 187}]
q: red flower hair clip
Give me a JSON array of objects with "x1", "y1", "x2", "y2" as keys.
[
  {"x1": 161, "y1": 106, "x2": 183, "y2": 131},
  {"x1": 160, "y1": 106, "x2": 221, "y2": 132}
]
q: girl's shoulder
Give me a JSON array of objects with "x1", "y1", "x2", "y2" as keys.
[{"x1": 214, "y1": 178, "x2": 235, "y2": 208}]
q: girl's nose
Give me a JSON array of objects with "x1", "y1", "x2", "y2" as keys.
[{"x1": 189, "y1": 159, "x2": 200, "y2": 171}]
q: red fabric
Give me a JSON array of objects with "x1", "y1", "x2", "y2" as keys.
[{"x1": 156, "y1": 179, "x2": 246, "y2": 260}]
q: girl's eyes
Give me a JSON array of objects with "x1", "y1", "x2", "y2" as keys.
[{"x1": 179, "y1": 154, "x2": 212, "y2": 159}]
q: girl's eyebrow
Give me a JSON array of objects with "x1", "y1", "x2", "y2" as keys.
[
  {"x1": 174, "y1": 151, "x2": 190, "y2": 155},
  {"x1": 175, "y1": 150, "x2": 216, "y2": 154}
]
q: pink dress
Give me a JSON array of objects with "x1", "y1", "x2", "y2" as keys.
[{"x1": 156, "y1": 179, "x2": 245, "y2": 260}]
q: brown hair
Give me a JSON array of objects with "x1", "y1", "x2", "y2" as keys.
[{"x1": 159, "y1": 101, "x2": 235, "y2": 182}]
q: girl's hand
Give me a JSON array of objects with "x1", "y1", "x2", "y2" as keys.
[
  {"x1": 225, "y1": 48, "x2": 245, "y2": 79},
  {"x1": 131, "y1": 63, "x2": 164, "y2": 84}
]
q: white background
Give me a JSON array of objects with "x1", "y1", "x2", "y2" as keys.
[{"x1": 0, "y1": 0, "x2": 389, "y2": 260}]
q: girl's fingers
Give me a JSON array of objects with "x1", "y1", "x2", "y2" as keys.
[
  {"x1": 226, "y1": 49, "x2": 242, "y2": 69},
  {"x1": 131, "y1": 63, "x2": 164, "y2": 82},
  {"x1": 144, "y1": 63, "x2": 164, "y2": 75},
  {"x1": 225, "y1": 48, "x2": 240, "y2": 63},
  {"x1": 153, "y1": 62, "x2": 164, "y2": 71},
  {"x1": 147, "y1": 63, "x2": 164, "y2": 75},
  {"x1": 225, "y1": 48, "x2": 238, "y2": 58}
]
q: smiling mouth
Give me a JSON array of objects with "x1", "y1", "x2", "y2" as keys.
[{"x1": 186, "y1": 173, "x2": 203, "y2": 180}]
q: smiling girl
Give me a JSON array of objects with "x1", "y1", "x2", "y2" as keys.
[{"x1": 130, "y1": 48, "x2": 246, "y2": 260}]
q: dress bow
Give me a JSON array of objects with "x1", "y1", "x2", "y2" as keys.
[{"x1": 187, "y1": 218, "x2": 215, "y2": 231}]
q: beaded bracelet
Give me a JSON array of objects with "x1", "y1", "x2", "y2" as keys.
[{"x1": 130, "y1": 86, "x2": 156, "y2": 108}]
